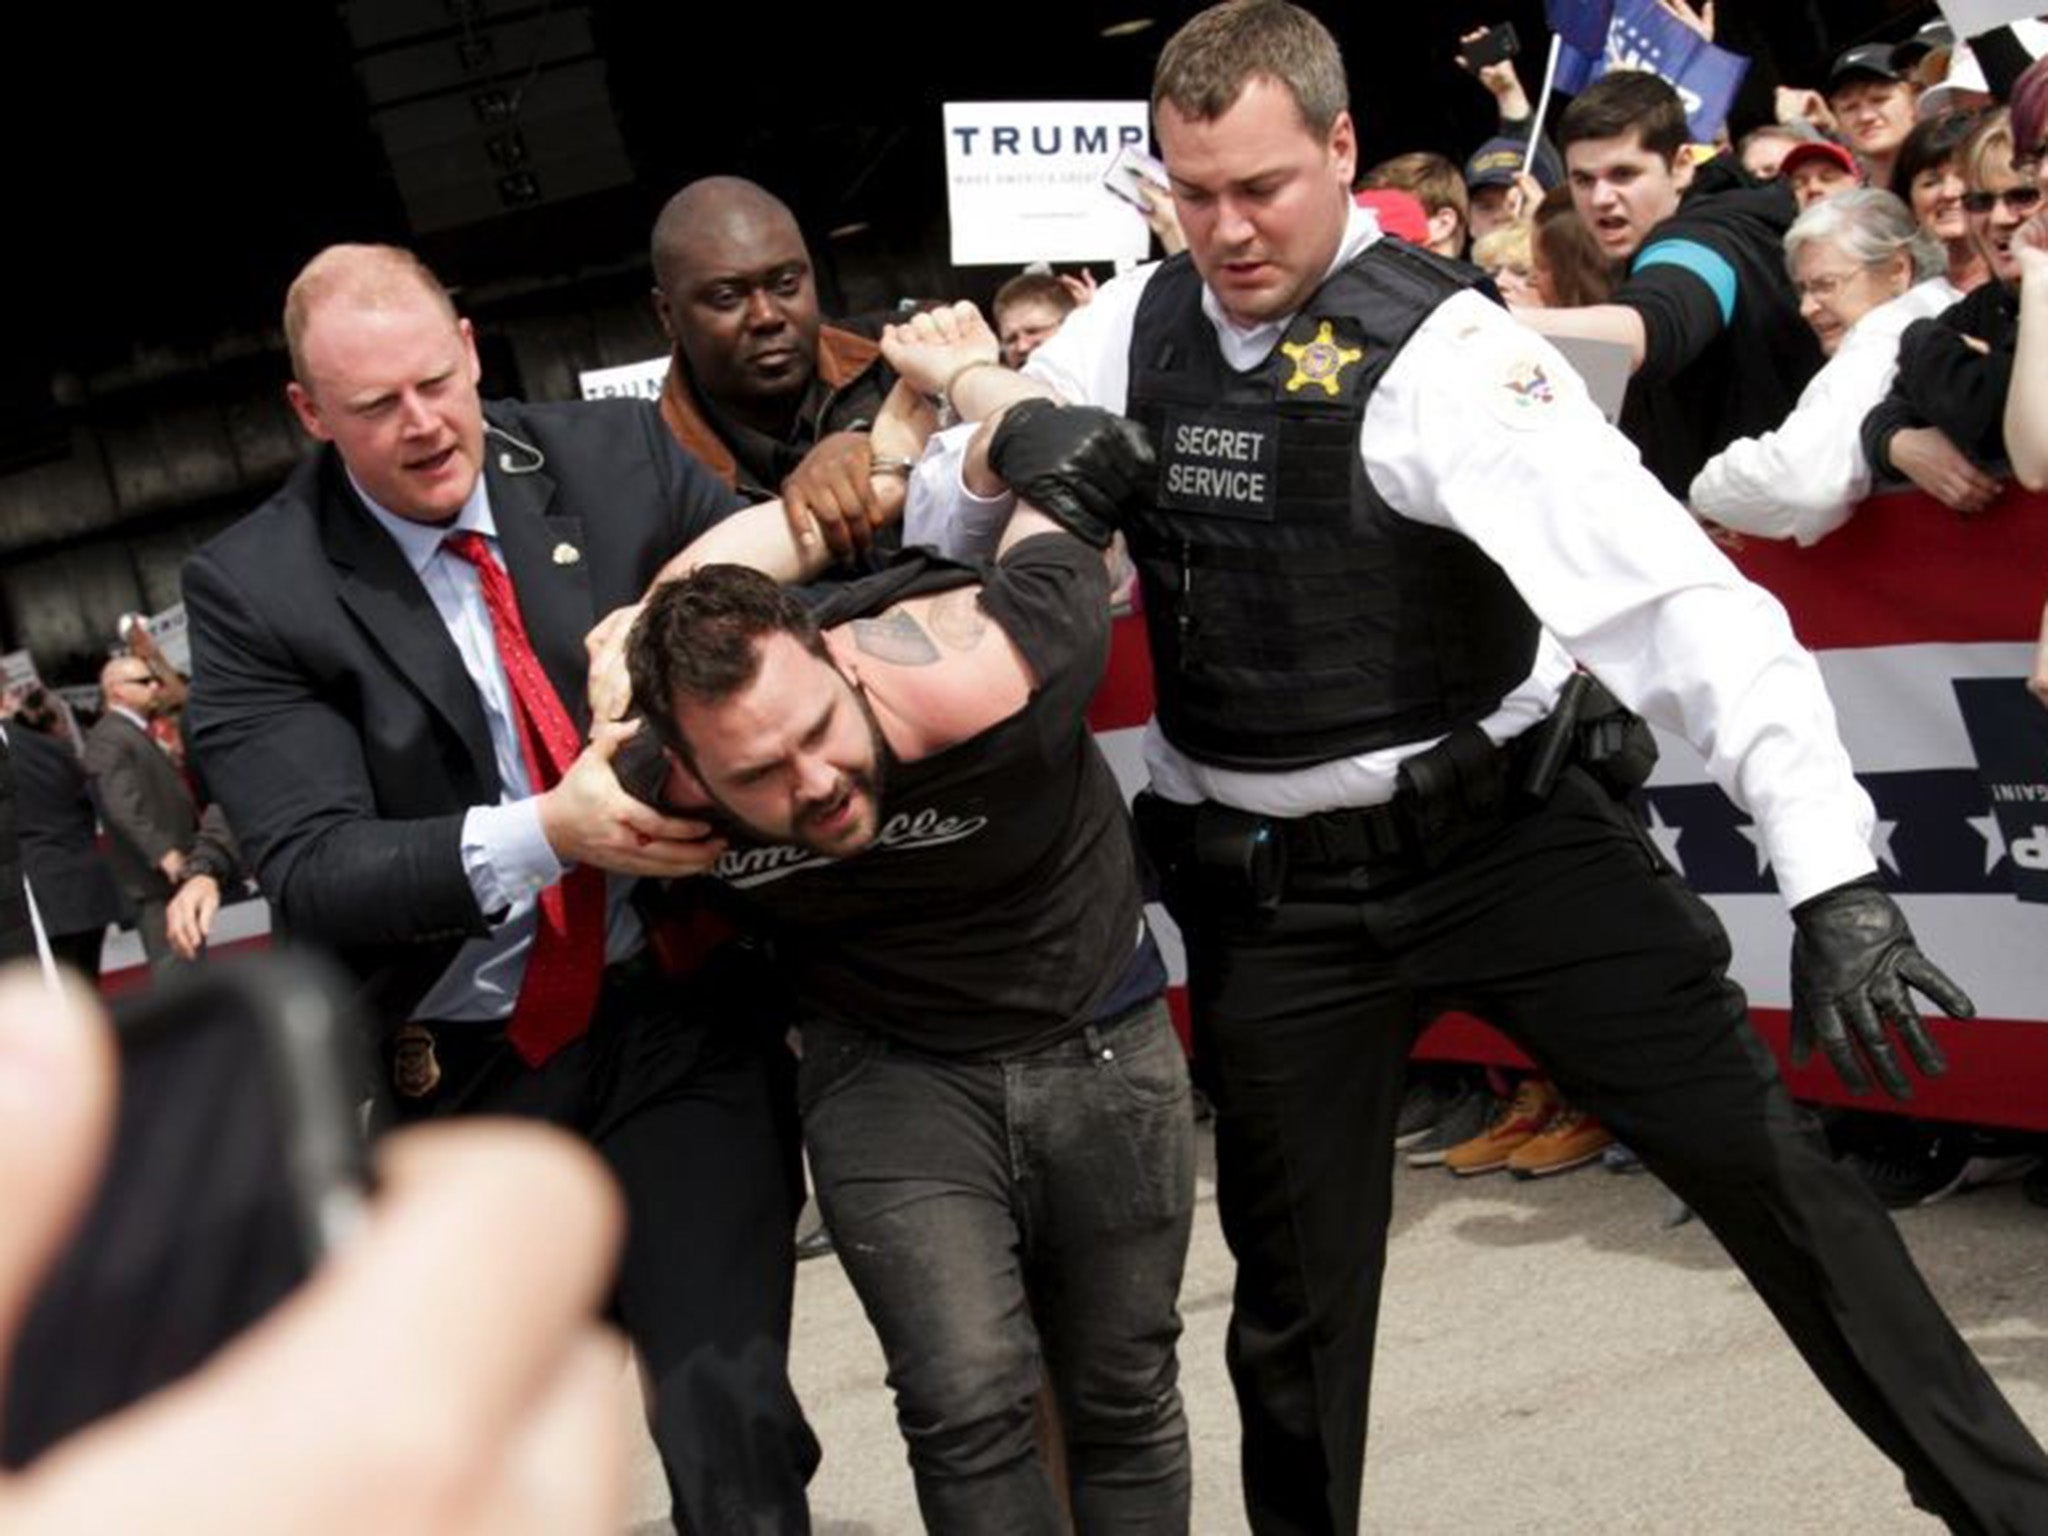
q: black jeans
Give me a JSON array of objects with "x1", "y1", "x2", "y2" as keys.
[
  {"x1": 393, "y1": 956, "x2": 818, "y2": 1535},
  {"x1": 1150, "y1": 768, "x2": 2048, "y2": 1536},
  {"x1": 801, "y1": 999, "x2": 1195, "y2": 1535}
]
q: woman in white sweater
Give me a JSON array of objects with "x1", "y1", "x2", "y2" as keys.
[{"x1": 1690, "y1": 189, "x2": 1955, "y2": 543}]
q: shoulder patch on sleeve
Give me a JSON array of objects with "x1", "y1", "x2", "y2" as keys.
[
  {"x1": 1484, "y1": 353, "x2": 1564, "y2": 431},
  {"x1": 1431, "y1": 299, "x2": 1595, "y2": 435}
]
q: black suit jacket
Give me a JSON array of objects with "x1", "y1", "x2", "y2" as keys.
[
  {"x1": 182, "y1": 398, "x2": 739, "y2": 1025},
  {"x1": 81, "y1": 710, "x2": 197, "y2": 903},
  {"x1": 8, "y1": 725, "x2": 126, "y2": 937}
]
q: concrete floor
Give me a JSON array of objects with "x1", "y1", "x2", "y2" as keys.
[{"x1": 618, "y1": 1128, "x2": 2048, "y2": 1534}]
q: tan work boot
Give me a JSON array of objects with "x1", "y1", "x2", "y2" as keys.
[
  {"x1": 1444, "y1": 1079, "x2": 1559, "y2": 1176},
  {"x1": 1507, "y1": 1105, "x2": 1615, "y2": 1179}
]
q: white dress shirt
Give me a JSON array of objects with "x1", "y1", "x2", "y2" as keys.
[{"x1": 910, "y1": 205, "x2": 1878, "y2": 907}]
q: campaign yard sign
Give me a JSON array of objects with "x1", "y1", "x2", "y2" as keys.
[{"x1": 944, "y1": 102, "x2": 1152, "y2": 267}]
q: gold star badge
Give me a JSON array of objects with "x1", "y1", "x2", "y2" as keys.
[
  {"x1": 1280, "y1": 320, "x2": 1363, "y2": 397},
  {"x1": 552, "y1": 542, "x2": 581, "y2": 566}
]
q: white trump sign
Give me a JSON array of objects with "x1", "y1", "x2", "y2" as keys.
[
  {"x1": 578, "y1": 357, "x2": 669, "y2": 403},
  {"x1": 944, "y1": 101, "x2": 1152, "y2": 267}
]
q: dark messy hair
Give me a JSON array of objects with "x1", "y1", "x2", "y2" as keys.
[
  {"x1": 628, "y1": 565, "x2": 829, "y2": 758},
  {"x1": 1557, "y1": 71, "x2": 1689, "y2": 161}
]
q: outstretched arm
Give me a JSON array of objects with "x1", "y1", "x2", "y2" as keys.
[
  {"x1": 582, "y1": 380, "x2": 941, "y2": 725},
  {"x1": 1388, "y1": 292, "x2": 1970, "y2": 1099},
  {"x1": 1517, "y1": 302, "x2": 1649, "y2": 371},
  {"x1": 651, "y1": 380, "x2": 940, "y2": 588}
]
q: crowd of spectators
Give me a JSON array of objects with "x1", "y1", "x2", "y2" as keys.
[
  {"x1": 1407, "y1": 29, "x2": 2047, "y2": 1202},
  {"x1": 4, "y1": 7, "x2": 2048, "y2": 1529},
  {"x1": 3, "y1": 615, "x2": 242, "y2": 980}
]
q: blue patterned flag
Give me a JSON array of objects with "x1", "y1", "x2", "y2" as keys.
[{"x1": 1553, "y1": 0, "x2": 1751, "y2": 141}]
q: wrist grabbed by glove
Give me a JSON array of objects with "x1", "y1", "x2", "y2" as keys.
[
  {"x1": 986, "y1": 399, "x2": 1155, "y2": 549},
  {"x1": 1789, "y1": 876, "x2": 1974, "y2": 1099}
]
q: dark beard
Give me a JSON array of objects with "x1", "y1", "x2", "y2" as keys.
[{"x1": 704, "y1": 675, "x2": 895, "y2": 856}]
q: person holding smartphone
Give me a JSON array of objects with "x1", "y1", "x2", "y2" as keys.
[{"x1": 0, "y1": 965, "x2": 628, "y2": 1536}]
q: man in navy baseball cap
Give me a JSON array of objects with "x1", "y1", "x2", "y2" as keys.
[{"x1": 1465, "y1": 133, "x2": 1563, "y2": 242}]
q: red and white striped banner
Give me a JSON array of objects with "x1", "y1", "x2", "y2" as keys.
[{"x1": 1088, "y1": 488, "x2": 2048, "y2": 1130}]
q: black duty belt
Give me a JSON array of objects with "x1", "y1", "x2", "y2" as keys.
[
  {"x1": 1281, "y1": 719, "x2": 1528, "y2": 885},
  {"x1": 1136, "y1": 674, "x2": 1656, "y2": 908}
]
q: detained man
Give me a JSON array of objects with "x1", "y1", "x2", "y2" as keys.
[{"x1": 624, "y1": 361, "x2": 1195, "y2": 1536}]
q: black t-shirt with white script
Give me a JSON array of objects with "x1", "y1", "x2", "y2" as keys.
[{"x1": 711, "y1": 534, "x2": 1158, "y2": 1056}]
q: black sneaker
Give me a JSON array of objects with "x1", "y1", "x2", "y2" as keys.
[
  {"x1": 1394, "y1": 1074, "x2": 1455, "y2": 1148},
  {"x1": 1405, "y1": 1084, "x2": 1496, "y2": 1168},
  {"x1": 1846, "y1": 1128, "x2": 2039, "y2": 1210}
]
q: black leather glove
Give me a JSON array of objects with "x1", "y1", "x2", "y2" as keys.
[
  {"x1": 1789, "y1": 876, "x2": 1973, "y2": 1099},
  {"x1": 986, "y1": 399, "x2": 1155, "y2": 549}
]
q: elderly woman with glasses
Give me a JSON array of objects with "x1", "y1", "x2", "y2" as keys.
[
  {"x1": 1861, "y1": 109, "x2": 2038, "y2": 511},
  {"x1": 1690, "y1": 189, "x2": 1951, "y2": 542}
]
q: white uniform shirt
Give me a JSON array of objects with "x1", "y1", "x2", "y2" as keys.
[
  {"x1": 1689, "y1": 277, "x2": 1962, "y2": 544},
  {"x1": 909, "y1": 206, "x2": 1877, "y2": 907}
]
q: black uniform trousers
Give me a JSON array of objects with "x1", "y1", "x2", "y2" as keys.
[
  {"x1": 1154, "y1": 767, "x2": 2048, "y2": 1536},
  {"x1": 388, "y1": 950, "x2": 818, "y2": 1535}
]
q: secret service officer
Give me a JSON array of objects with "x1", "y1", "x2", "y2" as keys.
[{"x1": 903, "y1": 3, "x2": 2048, "y2": 1533}]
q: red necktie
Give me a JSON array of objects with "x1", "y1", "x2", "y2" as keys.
[{"x1": 443, "y1": 531, "x2": 606, "y2": 1066}]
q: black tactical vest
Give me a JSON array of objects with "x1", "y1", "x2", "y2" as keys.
[{"x1": 1124, "y1": 240, "x2": 1541, "y2": 771}]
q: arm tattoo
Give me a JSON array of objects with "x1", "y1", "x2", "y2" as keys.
[
  {"x1": 926, "y1": 589, "x2": 991, "y2": 652},
  {"x1": 851, "y1": 608, "x2": 941, "y2": 666}
]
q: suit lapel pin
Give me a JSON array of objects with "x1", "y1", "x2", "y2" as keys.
[{"x1": 552, "y1": 542, "x2": 581, "y2": 566}]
